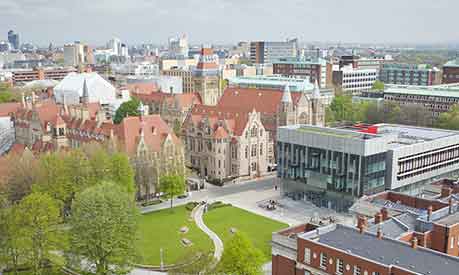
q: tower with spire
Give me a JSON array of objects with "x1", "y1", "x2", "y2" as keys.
[
  {"x1": 81, "y1": 78, "x2": 89, "y2": 105},
  {"x1": 278, "y1": 85, "x2": 296, "y2": 127}
]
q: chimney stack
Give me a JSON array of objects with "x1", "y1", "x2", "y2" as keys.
[
  {"x1": 427, "y1": 205, "x2": 433, "y2": 221},
  {"x1": 374, "y1": 213, "x2": 383, "y2": 224},
  {"x1": 377, "y1": 227, "x2": 383, "y2": 240},
  {"x1": 449, "y1": 198, "x2": 454, "y2": 214},
  {"x1": 411, "y1": 237, "x2": 418, "y2": 250},
  {"x1": 442, "y1": 186, "x2": 453, "y2": 198},
  {"x1": 381, "y1": 207, "x2": 389, "y2": 221},
  {"x1": 357, "y1": 216, "x2": 368, "y2": 234}
]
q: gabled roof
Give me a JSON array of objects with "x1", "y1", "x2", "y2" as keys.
[
  {"x1": 115, "y1": 115, "x2": 180, "y2": 155},
  {"x1": 218, "y1": 87, "x2": 303, "y2": 115},
  {"x1": 0, "y1": 102, "x2": 21, "y2": 117}
]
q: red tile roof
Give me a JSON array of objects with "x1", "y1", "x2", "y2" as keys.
[
  {"x1": 0, "y1": 102, "x2": 21, "y2": 117},
  {"x1": 217, "y1": 87, "x2": 302, "y2": 114},
  {"x1": 8, "y1": 143, "x2": 25, "y2": 155},
  {"x1": 115, "y1": 115, "x2": 181, "y2": 155},
  {"x1": 127, "y1": 83, "x2": 158, "y2": 94}
]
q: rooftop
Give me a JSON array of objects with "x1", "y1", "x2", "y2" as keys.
[
  {"x1": 385, "y1": 84, "x2": 459, "y2": 98},
  {"x1": 272, "y1": 56, "x2": 327, "y2": 65},
  {"x1": 444, "y1": 59, "x2": 459, "y2": 68},
  {"x1": 436, "y1": 211, "x2": 459, "y2": 226},
  {"x1": 302, "y1": 225, "x2": 459, "y2": 275},
  {"x1": 228, "y1": 75, "x2": 314, "y2": 92}
]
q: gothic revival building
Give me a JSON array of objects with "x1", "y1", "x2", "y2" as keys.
[
  {"x1": 192, "y1": 47, "x2": 221, "y2": 106},
  {"x1": 182, "y1": 105, "x2": 273, "y2": 182}
]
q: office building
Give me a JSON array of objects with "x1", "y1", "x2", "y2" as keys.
[
  {"x1": 380, "y1": 63, "x2": 441, "y2": 86},
  {"x1": 7, "y1": 30, "x2": 19, "y2": 50},
  {"x1": 277, "y1": 124, "x2": 459, "y2": 211},
  {"x1": 384, "y1": 84, "x2": 459, "y2": 117},
  {"x1": 161, "y1": 68, "x2": 194, "y2": 93},
  {"x1": 192, "y1": 47, "x2": 221, "y2": 105},
  {"x1": 333, "y1": 65, "x2": 378, "y2": 94},
  {"x1": 12, "y1": 67, "x2": 77, "y2": 85},
  {"x1": 443, "y1": 58, "x2": 459, "y2": 84},
  {"x1": 272, "y1": 57, "x2": 333, "y2": 88},
  {"x1": 250, "y1": 40, "x2": 297, "y2": 64},
  {"x1": 168, "y1": 34, "x2": 189, "y2": 59},
  {"x1": 64, "y1": 42, "x2": 92, "y2": 66},
  {"x1": 339, "y1": 55, "x2": 386, "y2": 72},
  {"x1": 0, "y1": 41, "x2": 11, "y2": 52}
]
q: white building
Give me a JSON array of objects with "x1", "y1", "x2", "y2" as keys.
[
  {"x1": 107, "y1": 38, "x2": 122, "y2": 56},
  {"x1": 333, "y1": 65, "x2": 377, "y2": 94},
  {"x1": 111, "y1": 62, "x2": 159, "y2": 77},
  {"x1": 168, "y1": 34, "x2": 189, "y2": 59},
  {"x1": 54, "y1": 72, "x2": 117, "y2": 105}
]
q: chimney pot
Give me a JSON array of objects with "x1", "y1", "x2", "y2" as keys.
[
  {"x1": 449, "y1": 198, "x2": 454, "y2": 214},
  {"x1": 377, "y1": 227, "x2": 383, "y2": 240},
  {"x1": 427, "y1": 205, "x2": 433, "y2": 221},
  {"x1": 375, "y1": 213, "x2": 383, "y2": 224},
  {"x1": 411, "y1": 237, "x2": 418, "y2": 250},
  {"x1": 381, "y1": 207, "x2": 389, "y2": 221}
]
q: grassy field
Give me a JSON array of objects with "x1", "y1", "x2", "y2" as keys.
[
  {"x1": 136, "y1": 205, "x2": 213, "y2": 265},
  {"x1": 204, "y1": 206, "x2": 288, "y2": 261}
]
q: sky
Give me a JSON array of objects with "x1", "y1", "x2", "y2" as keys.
[{"x1": 0, "y1": 0, "x2": 458, "y2": 47}]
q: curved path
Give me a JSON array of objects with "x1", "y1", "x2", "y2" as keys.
[{"x1": 192, "y1": 204, "x2": 224, "y2": 261}]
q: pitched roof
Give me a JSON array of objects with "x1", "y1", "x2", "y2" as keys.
[
  {"x1": 218, "y1": 87, "x2": 303, "y2": 115},
  {"x1": 115, "y1": 115, "x2": 180, "y2": 155},
  {"x1": 0, "y1": 102, "x2": 21, "y2": 117},
  {"x1": 126, "y1": 82, "x2": 158, "y2": 94}
]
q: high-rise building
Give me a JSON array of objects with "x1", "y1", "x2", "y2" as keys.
[
  {"x1": 192, "y1": 47, "x2": 221, "y2": 105},
  {"x1": 64, "y1": 42, "x2": 92, "y2": 66},
  {"x1": 7, "y1": 30, "x2": 19, "y2": 50},
  {"x1": 250, "y1": 39, "x2": 297, "y2": 64},
  {"x1": 107, "y1": 37, "x2": 122, "y2": 56},
  {"x1": 168, "y1": 34, "x2": 189, "y2": 59}
]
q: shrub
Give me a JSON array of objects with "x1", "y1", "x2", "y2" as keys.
[{"x1": 185, "y1": 201, "x2": 199, "y2": 211}]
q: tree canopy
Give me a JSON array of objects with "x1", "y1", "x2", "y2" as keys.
[
  {"x1": 436, "y1": 105, "x2": 459, "y2": 130},
  {"x1": 0, "y1": 83, "x2": 20, "y2": 103},
  {"x1": 68, "y1": 182, "x2": 139, "y2": 275},
  {"x1": 160, "y1": 174, "x2": 186, "y2": 209},
  {"x1": 113, "y1": 98, "x2": 141, "y2": 124},
  {"x1": 218, "y1": 232, "x2": 264, "y2": 275},
  {"x1": 371, "y1": 80, "x2": 385, "y2": 91}
]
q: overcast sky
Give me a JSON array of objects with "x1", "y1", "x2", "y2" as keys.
[{"x1": 0, "y1": 0, "x2": 458, "y2": 47}]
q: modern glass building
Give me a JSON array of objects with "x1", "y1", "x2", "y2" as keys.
[{"x1": 277, "y1": 124, "x2": 459, "y2": 211}]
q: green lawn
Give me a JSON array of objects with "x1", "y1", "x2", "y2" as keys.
[
  {"x1": 204, "y1": 206, "x2": 288, "y2": 261},
  {"x1": 136, "y1": 205, "x2": 213, "y2": 265}
]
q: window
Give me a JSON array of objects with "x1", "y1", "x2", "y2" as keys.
[
  {"x1": 251, "y1": 126, "x2": 258, "y2": 137},
  {"x1": 251, "y1": 144, "x2": 257, "y2": 157},
  {"x1": 245, "y1": 146, "x2": 248, "y2": 158},
  {"x1": 304, "y1": 248, "x2": 311, "y2": 264},
  {"x1": 251, "y1": 162, "x2": 257, "y2": 172},
  {"x1": 320, "y1": 253, "x2": 327, "y2": 270},
  {"x1": 260, "y1": 143, "x2": 263, "y2": 155},
  {"x1": 260, "y1": 129, "x2": 263, "y2": 137},
  {"x1": 372, "y1": 272, "x2": 380, "y2": 275},
  {"x1": 354, "y1": 266, "x2": 361, "y2": 275},
  {"x1": 451, "y1": 237, "x2": 455, "y2": 249},
  {"x1": 336, "y1": 258, "x2": 344, "y2": 275}
]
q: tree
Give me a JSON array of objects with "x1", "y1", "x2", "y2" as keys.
[
  {"x1": 436, "y1": 105, "x2": 459, "y2": 130},
  {"x1": 169, "y1": 250, "x2": 216, "y2": 275},
  {"x1": 110, "y1": 153, "x2": 136, "y2": 194},
  {"x1": 0, "y1": 199, "x2": 27, "y2": 275},
  {"x1": 68, "y1": 182, "x2": 139, "y2": 275},
  {"x1": 0, "y1": 83, "x2": 20, "y2": 103},
  {"x1": 1, "y1": 153, "x2": 38, "y2": 203},
  {"x1": 160, "y1": 174, "x2": 186, "y2": 209},
  {"x1": 18, "y1": 193, "x2": 62, "y2": 275},
  {"x1": 173, "y1": 119, "x2": 182, "y2": 137},
  {"x1": 371, "y1": 80, "x2": 385, "y2": 91},
  {"x1": 113, "y1": 98, "x2": 141, "y2": 124},
  {"x1": 218, "y1": 232, "x2": 264, "y2": 275}
]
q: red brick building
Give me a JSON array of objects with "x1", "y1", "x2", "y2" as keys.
[{"x1": 442, "y1": 59, "x2": 459, "y2": 84}]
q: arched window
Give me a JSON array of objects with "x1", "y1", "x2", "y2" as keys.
[{"x1": 251, "y1": 125, "x2": 258, "y2": 137}]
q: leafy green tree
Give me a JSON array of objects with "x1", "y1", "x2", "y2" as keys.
[
  {"x1": 173, "y1": 119, "x2": 182, "y2": 137},
  {"x1": 0, "y1": 199, "x2": 27, "y2": 275},
  {"x1": 436, "y1": 105, "x2": 459, "y2": 130},
  {"x1": 110, "y1": 153, "x2": 136, "y2": 194},
  {"x1": 329, "y1": 95, "x2": 354, "y2": 122},
  {"x1": 18, "y1": 193, "x2": 62, "y2": 275},
  {"x1": 371, "y1": 80, "x2": 385, "y2": 91},
  {"x1": 68, "y1": 182, "x2": 139, "y2": 275},
  {"x1": 87, "y1": 145, "x2": 113, "y2": 183},
  {"x1": 0, "y1": 83, "x2": 20, "y2": 103},
  {"x1": 160, "y1": 174, "x2": 186, "y2": 209},
  {"x1": 218, "y1": 232, "x2": 264, "y2": 275},
  {"x1": 113, "y1": 98, "x2": 141, "y2": 124},
  {"x1": 2, "y1": 153, "x2": 38, "y2": 203},
  {"x1": 33, "y1": 153, "x2": 72, "y2": 212},
  {"x1": 169, "y1": 250, "x2": 216, "y2": 275},
  {"x1": 64, "y1": 149, "x2": 94, "y2": 198}
]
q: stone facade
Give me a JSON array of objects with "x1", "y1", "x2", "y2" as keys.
[
  {"x1": 182, "y1": 106, "x2": 273, "y2": 182},
  {"x1": 192, "y1": 47, "x2": 221, "y2": 106}
]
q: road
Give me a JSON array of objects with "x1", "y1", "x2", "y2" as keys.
[{"x1": 141, "y1": 176, "x2": 278, "y2": 214}]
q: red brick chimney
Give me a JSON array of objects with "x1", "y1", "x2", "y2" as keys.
[
  {"x1": 442, "y1": 186, "x2": 453, "y2": 198},
  {"x1": 376, "y1": 227, "x2": 383, "y2": 240},
  {"x1": 427, "y1": 205, "x2": 433, "y2": 221},
  {"x1": 374, "y1": 213, "x2": 383, "y2": 224},
  {"x1": 381, "y1": 207, "x2": 389, "y2": 221},
  {"x1": 357, "y1": 216, "x2": 368, "y2": 234},
  {"x1": 411, "y1": 237, "x2": 418, "y2": 250}
]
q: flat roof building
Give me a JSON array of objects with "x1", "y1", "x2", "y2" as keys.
[
  {"x1": 250, "y1": 40, "x2": 297, "y2": 64},
  {"x1": 272, "y1": 57, "x2": 333, "y2": 88},
  {"x1": 443, "y1": 58, "x2": 459, "y2": 84},
  {"x1": 380, "y1": 63, "x2": 441, "y2": 86},
  {"x1": 277, "y1": 124, "x2": 459, "y2": 211}
]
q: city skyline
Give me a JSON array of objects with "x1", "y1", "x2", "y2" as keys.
[{"x1": 1, "y1": 0, "x2": 459, "y2": 46}]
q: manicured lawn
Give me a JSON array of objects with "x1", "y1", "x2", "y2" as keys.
[
  {"x1": 204, "y1": 206, "x2": 288, "y2": 261},
  {"x1": 136, "y1": 205, "x2": 213, "y2": 265}
]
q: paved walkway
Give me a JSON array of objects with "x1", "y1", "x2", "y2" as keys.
[{"x1": 192, "y1": 204, "x2": 224, "y2": 261}]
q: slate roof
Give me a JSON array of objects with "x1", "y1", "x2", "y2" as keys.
[{"x1": 312, "y1": 225, "x2": 459, "y2": 275}]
